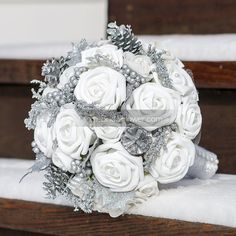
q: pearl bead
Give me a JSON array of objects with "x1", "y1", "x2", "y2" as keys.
[
  {"x1": 64, "y1": 84, "x2": 70, "y2": 90},
  {"x1": 59, "y1": 99, "x2": 66, "y2": 106},
  {"x1": 79, "y1": 67, "x2": 85, "y2": 73},
  {"x1": 72, "y1": 79, "x2": 78, "y2": 86},
  {"x1": 58, "y1": 91, "x2": 63, "y2": 96},
  {"x1": 136, "y1": 76, "x2": 140, "y2": 82},
  {"x1": 33, "y1": 147, "x2": 39, "y2": 153},
  {"x1": 130, "y1": 72, "x2": 136, "y2": 78},
  {"x1": 126, "y1": 69, "x2": 131, "y2": 74},
  {"x1": 75, "y1": 71, "x2": 81, "y2": 77},
  {"x1": 69, "y1": 82, "x2": 74, "y2": 88},
  {"x1": 52, "y1": 91, "x2": 58, "y2": 97},
  {"x1": 74, "y1": 67, "x2": 80, "y2": 72},
  {"x1": 123, "y1": 64, "x2": 128, "y2": 69},
  {"x1": 31, "y1": 141, "x2": 36, "y2": 147},
  {"x1": 141, "y1": 78, "x2": 146, "y2": 83},
  {"x1": 126, "y1": 76, "x2": 131, "y2": 82},
  {"x1": 130, "y1": 78, "x2": 135, "y2": 84},
  {"x1": 47, "y1": 93, "x2": 52, "y2": 99},
  {"x1": 134, "y1": 82, "x2": 140, "y2": 88},
  {"x1": 55, "y1": 95, "x2": 61, "y2": 101}
]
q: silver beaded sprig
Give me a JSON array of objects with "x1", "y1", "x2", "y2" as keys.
[
  {"x1": 121, "y1": 64, "x2": 151, "y2": 90},
  {"x1": 44, "y1": 67, "x2": 87, "y2": 107},
  {"x1": 70, "y1": 159, "x2": 93, "y2": 178}
]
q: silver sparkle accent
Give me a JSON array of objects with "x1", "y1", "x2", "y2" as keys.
[{"x1": 121, "y1": 125, "x2": 152, "y2": 156}]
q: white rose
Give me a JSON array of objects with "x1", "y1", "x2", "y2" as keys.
[
  {"x1": 52, "y1": 148, "x2": 74, "y2": 172},
  {"x1": 74, "y1": 66, "x2": 126, "y2": 110},
  {"x1": 125, "y1": 82, "x2": 181, "y2": 131},
  {"x1": 34, "y1": 112, "x2": 54, "y2": 157},
  {"x1": 150, "y1": 132, "x2": 195, "y2": 184},
  {"x1": 57, "y1": 66, "x2": 77, "y2": 89},
  {"x1": 176, "y1": 97, "x2": 202, "y2": 140},
  {"x1": 165, "y1": 55, "x2": 199, "y2": 101},
  {"x1": 126, "y1": 175, "x2": 159, "y2": 212},
  {"x1": 136, "y1": 174, "x2": 158, "y2": 198},
  {"x1": 93, "y1": 119, "x2": 125, "y2": 143},
  {"x1": 81, "y1": 44, "x2": 123, "y2": 68},
  {"x1": 124, "y1": 52, "x2": 153, "y2": 77},
  {"x1": 90, "y1": 142, "x2": 144, "y2": 192},
  {"x1": 55, "y1": 103, "x2": 95, "y2": 159}
]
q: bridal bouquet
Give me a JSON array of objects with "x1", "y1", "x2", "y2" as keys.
[{"x1": 25, "y1": 22, "x2": 218, "y2": 217}]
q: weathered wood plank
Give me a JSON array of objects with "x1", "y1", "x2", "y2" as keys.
[
  {"x1": 0, "y1": 60, "x2": 42, "y2": 84},
  {"x1": 0, "y1": 198, "x2": 235, "y2": 236},
  {"x1": 1, "y1": 60, "x2": 236, "y2": 89},
  {"x1": 185, "y1": 61, "x2": 236, "y2": 89},
  {"x1": 109, "y1": 0, "x2": 236, "y2": 34}
]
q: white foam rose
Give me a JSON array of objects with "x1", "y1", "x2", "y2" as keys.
[
  {"x1": 74, "y1": 66, "x2": 126, "y2": 110},
  {"x1": 166, "y1": 60, "x2": 199, "y2": 101},
  {"x1": 93, "y1": 119, "x2": 125, "y2": 143},
  {"x1": 125, "y1": 82, "x2": 181, "y2": 131},
  {"x1": 55, "y1": 103, "x2": 95, "y2": 159},
  {"x1": 81, "y1": 44, "x2": 123, "y2": 68},
  {"x1": 52, "y1": 148, "x2": 74, "y2": 172},
  {"x1": 124, "y1": 52, "x2": 153, "y2": 77},
  {"x1": 126, "y1": 175, "x2": 159, "y2": 212},
  {"x1": 34, "y1": 112, "x2": 54, "y2": 157},
  {"x1": 150, "y1": 132, "x2": 195, "y2": 184},
  {"x1": 176, "y1": 97, "x2": 202, "y2": 140},
  {"x1": 136, "y1": 174, "x2": 158, "y2": 198},
  {"x1": 91, "y1": 142, "x2": 144, "y2": 192}
]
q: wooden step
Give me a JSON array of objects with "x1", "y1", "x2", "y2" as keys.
[
  {"x1": 1, "y1": 59, "x2": 236, "y2": 89},
  {"x1": 0, "y1": 198, "x2": 235, "y2": 236}
]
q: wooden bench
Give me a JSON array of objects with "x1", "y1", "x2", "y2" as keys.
[{"x1": 0, "y1": 0, "x2": 236, "y2": 235}]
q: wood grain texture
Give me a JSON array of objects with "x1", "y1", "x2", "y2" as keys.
[
  {"x1": 0, "y1": 198, "x2": 235, "y2": 236},
  {"x1": 1, "y1": 60, "x2": 236, "y2": 89},
  {"x1": 199, "y1": 90, "x2": 236, "y2": 174},
  {"x1": 0, "y1": 85, "x2": 33, "y2": 159},
  {"x1": 0, "y1": 60, "x2": 42, "y2": 84},
  {"x1": 109, "y1": 0, "x2": 236, "y2": 34},
  {"x1": 0, "y1": 228, "x2": 50, "y2": 236},
  {"x1": 185, "y1": 62, "x2": 236, "y2": 89}
]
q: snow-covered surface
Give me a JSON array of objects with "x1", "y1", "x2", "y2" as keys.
[
  {"x1": 0, "y1": 158, "x2": 236, "y2": 227},
  {"x1": 139, "y1": 34, "x2": 236, "y2": 61},
  {"x1": 1, "y1": 34, "x2": 236, "y2": 61}
]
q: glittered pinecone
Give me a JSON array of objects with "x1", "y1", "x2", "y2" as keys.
[
  {"x1": 107, "y1": 22, "x2": 142, "y2": 55},
  {"x1": 43, "y1": 164, "x2": 72, "y2": 198}
]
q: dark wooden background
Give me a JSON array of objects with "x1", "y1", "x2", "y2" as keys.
[
  {"x1": 109, "y1": 0, "x2": 236, "y2": 34},
  {"x1": 0, "y1": 0, "x2": 236, "y2": 235}
]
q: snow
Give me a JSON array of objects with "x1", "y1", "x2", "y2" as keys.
[
  {"x1": 1, "y1": 34, "x2": 236, "y2": 61},
  {"x1": 0, "y1": 158, "x2": 235, "y2": 227}
]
